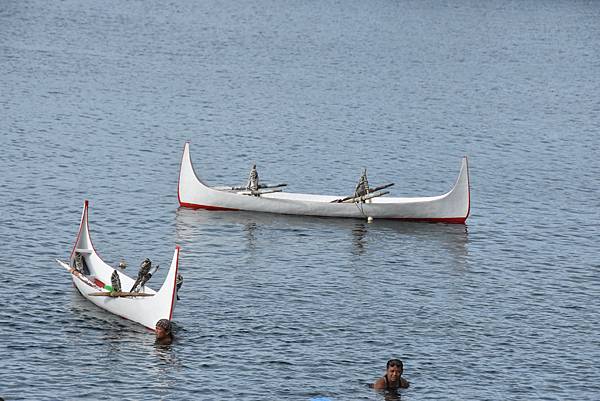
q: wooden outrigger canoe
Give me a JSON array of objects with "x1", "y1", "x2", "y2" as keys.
[
  {"x1": 178, "y1": 142, "x2": 471, "y2": 223},
  {"x1": 57, "y1": 200, "x2": 180, "y2": 330}
]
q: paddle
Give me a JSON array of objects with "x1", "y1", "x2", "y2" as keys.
[
  {"x1": 368, "y1": 182, "x2": 395, "y2": 193},
  {"x1": 231, "y1": 183, "x2": 288, "y2": 190},
  {"x1": 89, "y1": 292, "x2": 154, "y2": 297},
  {"x1": 330, "y1": 183, "x2": 394, "y2": 203},
  {"x1": 340, "y1": 190, "x2": 390, "y2": 203},
  {"x1": 217, "y1": 182, "x2": 288, "y2": 191},
  {"x1": 239, "y1": 188, "x2": 284, "y2": 196},
  {"x1": 56, "y1": 259, "x2": 98, "y2": 288}
]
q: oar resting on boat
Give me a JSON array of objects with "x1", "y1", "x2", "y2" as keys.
[
  {"x1": 331, "y1": 183, "x2": 395, "y2": 203},
  {"x1": 56, "y1": 259, "x2": 156, "y2": 297},
  {"x1": 238, "y1": 188, "x2": 284, "y2": 196},
  {"x1": 56, "y1": 259, "x2": 97, "y2": 288},
  {"x1": 215, "y1": 183, "x2": 288, "y2": 191},
  {"x1": 213, "y1": 164, "x2": 288, "y2": 196}
]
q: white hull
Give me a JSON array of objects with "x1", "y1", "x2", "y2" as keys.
[
  {"x1": 178, "y1": 142, "x2": 471, "y2": 223},
  {"x1": 61, "y1": 201, "x2": 179, "y2": 330}
]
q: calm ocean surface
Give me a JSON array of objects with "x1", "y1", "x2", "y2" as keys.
[{"x1": 1, "y1": 0, "x2": 599, "y2": 400}]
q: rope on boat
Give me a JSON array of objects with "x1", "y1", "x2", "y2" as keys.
[
  {"x1": 353, "y1": 169, "x2": 371, "y2": 218},
  {"x1": 355, "y1": 199, "x2": 367, "y2": 217}
]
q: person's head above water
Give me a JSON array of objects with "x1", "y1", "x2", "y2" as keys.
[
  {"x1": 373, "y1": 358, "x2": 409, "y2": 390},
  {"x1": 155, "y1": 319, "x2": 173, "y2": 344},
  {"x1": 386, "y1": 359, "x2": 403, "y2": 382}
]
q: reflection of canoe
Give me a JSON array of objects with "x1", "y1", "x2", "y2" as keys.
[
  {"x1": 175, "y1": 207, "x2": 469, "y2": 260},
  {"x1": 178, "y1": 142, "x2": 471, "y2": 223},
  {"x1": 57, "y1": 200, "x2": 180, "y2": 330}
]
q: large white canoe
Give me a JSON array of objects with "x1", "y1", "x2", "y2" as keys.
[
  {"x1": 178, "y1": 142, "x2": 471, "y2": 223},
  {"x1": 57, "y1": 200, "x2": 180, "y2": 330}
]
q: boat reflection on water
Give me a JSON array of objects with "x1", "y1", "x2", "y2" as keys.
[
  {"x1": 351, "y1": 223, "x2": 368, "y2": 256},
  {"x1": 68, "y1": 290, "x2": 143, "y2": 334},
  {"x1": 243, "y1": 221, "x2": 258, "y2": 254},
  {"x1": 175, "y1": 208, "x2": 468, "y2": 264}
]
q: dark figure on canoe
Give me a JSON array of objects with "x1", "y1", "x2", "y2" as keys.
[
  {"x1": 130, "y1": 258, "x2": 155, "y2": 293},
  {"x1": 355, "y1": 168, "x2": 369, "y2": 198},
  {"x1": 247, "y1": 164, "x2": 259, "y2": 194},
  {"x1": 373, "y1": 359, "x2": 410, "y2": 391},
  {"x1": 155, "y1": 318, "x2": 173, "y2": 345}
]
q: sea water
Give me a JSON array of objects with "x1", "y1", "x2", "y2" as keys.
[{"x1": 1, "y1": 0, "x2": 599, "y2": 399}]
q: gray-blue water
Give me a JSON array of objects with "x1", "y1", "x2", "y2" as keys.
[{"x1": 1, "y1": 0, "x2": 599, "y2": 400}]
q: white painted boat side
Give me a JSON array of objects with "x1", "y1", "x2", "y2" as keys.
[
  {"x1": 178, "y1": 142, "x2": 471, "y2": 223},
  {"x1": 67, "y1": 201, "x2": 179, "y2": 330}
]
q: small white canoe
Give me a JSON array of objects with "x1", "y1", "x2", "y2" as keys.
[
  {"x1": 178, "y1": 142, "x2": 471, "y2": 223},
  {"x1": 58, "y1": 200, "x2": 180, "y2": 330}
]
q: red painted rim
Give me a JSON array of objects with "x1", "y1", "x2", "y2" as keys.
[
  {"x1": 167, "y1": 246, "x2": 180, "y2": 322},
  {"x1": 179, "y1": 202, "x2": 239, "y2": 211}
]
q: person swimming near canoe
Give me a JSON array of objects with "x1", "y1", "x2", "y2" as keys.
[
  {"x1": 373, "y1": 359, "x2": 410, "y2": 391},
  {"x1": 155, "y1": 318, "x2": 173, "y2": 345}
]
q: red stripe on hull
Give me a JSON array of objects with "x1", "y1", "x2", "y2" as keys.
[
  {"x1": 179, "y1": 202, "x2": 239, "y2": 211},
  {"x1": 390, "y1": 217, "x2": 467, "y2": 224},
  {"x1": 180, "y1": 201, "x2": 466, "y2": 223}
]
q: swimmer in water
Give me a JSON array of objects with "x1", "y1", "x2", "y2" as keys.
[
  {"x1": 373, "y1": 358, "x2": 410, "y2": 391},
  {"x1": 155, "y1": 318, "x2": 173, "y2": 345}
]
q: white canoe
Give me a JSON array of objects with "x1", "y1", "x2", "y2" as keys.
[
  {"x1": 178, "y1": 142, "x2": 471, "y2": 223},
  {"x1": 58, "y1": 200, "x2": 180, "y2": 330}
]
